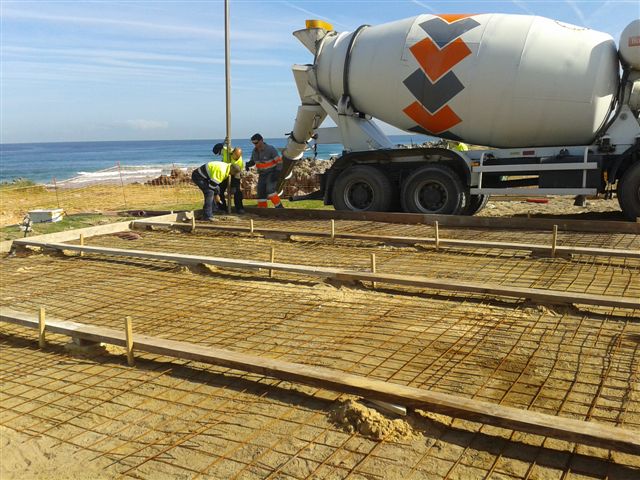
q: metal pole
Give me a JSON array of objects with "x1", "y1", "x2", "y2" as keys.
[{"x1": 224, "y1": 0, "x2": 232, "y2": 214}]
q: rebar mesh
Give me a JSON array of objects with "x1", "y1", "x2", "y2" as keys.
[{"x1": 1, "y1": 218, "x2": 639, "y2": 479}]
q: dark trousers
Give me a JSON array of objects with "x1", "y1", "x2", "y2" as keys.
[
  {"x1": 257, "y1": 166, "x2": 282, "y2": 199},
  {"x1": 219, "y1": 177, "x2": 244, "y2": 210},
  {"x1": 191, "y1": 170, "x2": 219, "y2": 219}
]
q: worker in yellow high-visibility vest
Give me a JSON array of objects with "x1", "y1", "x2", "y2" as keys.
[
  {"x1": 191, "y1": 160, "x2": 241, "y2": 221},
  {"x1": 213, "y1": 142, "x2": 245, "y2": 214}
]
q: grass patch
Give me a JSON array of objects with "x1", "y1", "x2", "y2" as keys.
[
  {"x1": 0, "y1": 178, "x2": 38, "y2": 189},
  {"x1": 1, "y1": 198, "x2": 332, "y2": 241},
  {"x1": 1, "y1": 213, "x2": 133, "y2": 242},
  {"x1": 170, "y1": 199, "x2": 331, "y2": 211}
]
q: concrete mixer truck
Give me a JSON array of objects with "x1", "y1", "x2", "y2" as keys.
[{"x1": 277, "y1": 14, "x2": 640, "y2": 220}]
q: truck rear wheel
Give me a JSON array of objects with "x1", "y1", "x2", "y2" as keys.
[
  {"x1": 401, "y1": 165, "x2": 466, "y2": 215},
  {"x1": 618, "y1": 161, "x2": 640, "y2": 221},
  {"x1": 462, "y1": 194, "x2": 490, "y2": 215},
  {"x1": 332, "y1": 165, "x2": 395, "y2": 211}
]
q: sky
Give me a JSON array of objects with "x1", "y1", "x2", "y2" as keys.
[{"x1": 1, "y1": 0, "x2": 638, "y2": 144}]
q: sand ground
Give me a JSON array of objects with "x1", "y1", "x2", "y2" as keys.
[{"x1": 1, "y1": 211, "x2": 638, "y2": 479}]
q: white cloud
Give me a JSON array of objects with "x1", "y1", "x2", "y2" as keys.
[
  {"x1": 2, "y1": 45, "x2": 290, "y2": 67},
  {"x1": 411, "y1": 1, "x2": 437, "y2": 14},
  {"x1": 511, "y1": 0, "x2": 536, "y2": 16},
  {"x1": 564, "y1": 0, "x2": 587, "y2": 26},
  {"x1": 279, "y1": 1, "x2": 350, "y2": 29},
  {"x1": 3, "y1": 9, "x2": 218, "y2": 37},
  {"x1": 2, "y1": 8, "x2": 287, "y2": 44},
  {"x1": 124, "y1": 120, "x2": 169, "y2": 131}
]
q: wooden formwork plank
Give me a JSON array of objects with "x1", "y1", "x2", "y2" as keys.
[
  {"x1": 1, "y1": 307, "x2": 638, "y2": 455},
  {"x1": 11, "y1": 241, "x2": 639, "y2": 309},
  {"x1": 243, "y1": 208, "x2": 640, "y2": 234},
  {"x1": 1, "y1": 213, "x2": 184, "y2": 254},
  {"x1": 1, "y1": 221, "x2": 133, "y2": 254},
  {"x1": 11, "y1": 213, "x2": 181, "y2": 246},
  {"x1": 12, "y1": 219, "x2": 133, "y2": 245},
  {"x1": 131, "y1": 220, "x2": 640, "y2": 260}
]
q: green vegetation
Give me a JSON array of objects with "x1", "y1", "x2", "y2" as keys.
[
  {"x1": 0, "y1": 214, "x2": 132, "y2": 242},
  {"x1": 0, "y1": 178, "x2": 45, "y2": 193},
  {"x1": 1, "y1": 199, "x2": 332, "y2": 242},
  {"x1": 0, "y1": 178, "x2": 38, "y2": 188},
  {"x1": 246, "y1": 199, "x2": 330, "y2": 210},
  {"x1": 171, "y1": 199, "x2": 331, "y2": 211}
]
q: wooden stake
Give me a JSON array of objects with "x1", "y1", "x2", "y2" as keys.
[
  {"x1": 191, "y1": 212, "x2": 196, "y2": 233},
  {"x1": 552, "y1": 225, "x2": 558, "y2": 257},
  {"x1": 269, "y1": 246, "x2": 275, "y2": 278},
  {"x1": 116, "y1": 161, "x2": 127, "y2": 208},
  {"x1": 38, "y1": 306, "x2": 46, "y2": 348},
  {"x1": 52, "y1": 177, "x2": 61, "y2": 208},
  {"x1": 79, "y1": 234, "x2": 84, "y2": 257},
  {"x1": 331, "y1": 220, "x2": 335, "y2": 241},
  {"x1": 125, "y1": 316, "x2": 134, "y2": 366},
  {"x1": 434, "y1": 221, "x2": 440, "y2": 250},
  {"x1": 250, "y1": 219, "x2": 254, "y2": 234},
  {"x1": 371, "y1": 253, "x2": 377, "y2": 289}
]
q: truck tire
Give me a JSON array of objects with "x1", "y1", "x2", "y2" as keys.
[
  {"x1": 462, "y1": 194, "x2": 490, "y2": 216},
  {"x1": 401, "y1": 165, "x2": 466, "y2": 215},
  {"x1": 332, "y1": 165, "x2": 395, "y2": 212},
  {"x1": 618, "y1": 161, "x2": 640, "y2": 221}
]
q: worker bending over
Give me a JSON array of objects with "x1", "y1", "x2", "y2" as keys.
[
  {"x1": 246, "y1": 133, "x2": 284, "y2": 208},
  {"x1": 191, "y1": 161, "x2": 242, "y2": 221},
  {"x1": 213, "y1": 142, "x2": 245, "y2": 214}
]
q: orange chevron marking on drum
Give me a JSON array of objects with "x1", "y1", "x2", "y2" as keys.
[
  {"x1": 436, "y1": 14, "x2": 476, "y2": 23},
  {"x1": 410, "y1": 37, "x2": 472, "y2": 82},
  {"x1": 403, "y1": 101, "x2": 461, "y2": 134}
]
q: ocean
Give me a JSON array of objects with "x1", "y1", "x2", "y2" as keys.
[{"x1": 0, "y1": 135, "x2": 435, "y2": 187}]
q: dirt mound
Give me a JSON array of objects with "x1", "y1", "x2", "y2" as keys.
[
  {"x1": 144, "y1": 159, "x2": 332, "y2": 199},
  {"x1": 283, "y1": 158, "x2": 334, "y2": 197},
  {"x1": 240, "y1": 158, "x2": 334, "y2": 198},
  {"x1": 145, "y1": 168, "x2": 192, "y2": 186},
  {"x1": 329, "y1": 398, "x2": 421, "y2": 442}
]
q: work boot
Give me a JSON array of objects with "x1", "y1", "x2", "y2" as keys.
[
  {"x1": 573, "y1": 195, "x2": 587, "y2": 207},
  {"x1": 235, "y1": 208, "x2": 246, "y2": 214},
  {"x1": 275, "y1": 204, "x2": 285, "y2": 209}
]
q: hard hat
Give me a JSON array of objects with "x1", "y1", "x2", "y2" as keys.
[{"x1": 212, "y1": 143, "x2": 224, "y2": 155}]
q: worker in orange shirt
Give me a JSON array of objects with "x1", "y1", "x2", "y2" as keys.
[{"x1": 246, "y1": 133, "x2": 284, "y2": 208}]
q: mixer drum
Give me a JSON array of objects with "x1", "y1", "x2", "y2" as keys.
[{"x1": 315, "y1": 13, "x2": 620, "y2": 147}]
